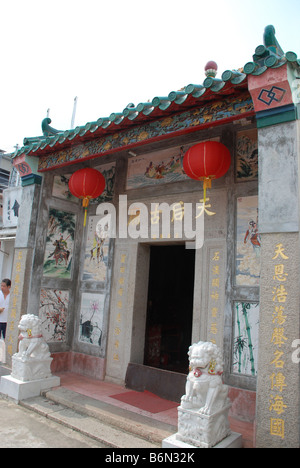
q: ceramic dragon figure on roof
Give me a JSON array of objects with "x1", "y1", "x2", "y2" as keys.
[
  {"x1": 41, "y1": 117, "x2": 62, "y2": 137},
  {"x1": 263, "y1": 24, "x2": 284, "y2": 57},
  {"x1": 251, "y1": 25, "x2": 285, "y2": 68}
]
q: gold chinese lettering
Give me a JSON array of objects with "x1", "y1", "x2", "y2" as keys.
[
  {"x1": 269, "y1": 396, "x2": 287, "y2": 416},
  {"x1": 171, "y1": 201, "x2": 184, "y2": 222},
  {"x1": 150, "y1": 204, "x2": 161, "y2": 225},
  {"x1": 272, "y1": 285, "x2": 288, "y2": 303},
  {"x1": 270, "y1": 372, "x2": 287, "y2": 392},
  {"x1": 212, "y1": 252, "x2": 220, "y2": 261},
  {"x1": 270, "y1": 418, "x2": 285, "y2": 439},
  {"x1": 273, "y1": 264, "x2": 288, "y2": 282},
  {"x1": 270, "y1": 350, "x2": 285, "y2": 369},
  {"x1": 121, "y1": 254, "x2": 126, "y2": 263},
  {"x1": 271, "y1": 328, "x2": 288, "y2": 348},
  {"x1": 210, "y1": 292, "x2": 219, "y2": 301},
  {"x1": 272, "y1": 306, "x2": 287, "y2": 326},
  {"x1": 272, "y1": 244, "x2": 289, "y2": 260},
  {"x1": 196, "y1": 199, "x2": 216, "y2": 217}
]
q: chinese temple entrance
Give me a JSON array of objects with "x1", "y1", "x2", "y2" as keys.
[{"x1": 144, "y1": 245, "x2": 195, "y2": 374}]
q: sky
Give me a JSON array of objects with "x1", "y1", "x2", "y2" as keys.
[{"x1": 0, "y1": 0, "x2": 299, "y2": 153}]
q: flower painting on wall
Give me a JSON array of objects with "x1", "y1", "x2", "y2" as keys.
[
  {"x1": 236, "y1": 196, "x2": 261, "y2": 286},
  {"x1": 39, "y1": 288, "x2": 69, "y2": 342},
  {"x1": 232, "y1": 302, "x2": 259, "y2": 377},
  {"x1": 79, "y1": 293, "x2": 105, "y2": 346}
]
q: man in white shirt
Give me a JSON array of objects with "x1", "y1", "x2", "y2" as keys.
[{"x1": 0, "y1": 279, "x2": 11, "y2": 339}]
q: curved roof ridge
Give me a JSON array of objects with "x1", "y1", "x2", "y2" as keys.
[{"x1": 14, "y1": 25, "x2": 298, "y2": 160}]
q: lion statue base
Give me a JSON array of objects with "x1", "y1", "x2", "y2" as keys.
[
  {"x1": 176, "y1": 341, "x2": 232, "y2": 448},
  {"x1": 12, "y1": 314, "x2": 53, "y2": 383}
]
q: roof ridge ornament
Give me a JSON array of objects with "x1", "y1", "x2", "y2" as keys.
[
  {"x1": 41, "y1": 117, "x2": 62, "y2": 137},
  {"x1": 244, "y1": 25, "x2": 289, "y2": 75},
  {"x1": 205, "y1": 61, "x2": 218, "y2": 78},
  {"x1": 252, "y1": 25, "x2": 285, "y2": 68},
  {"x1": 263, "y1": 25, "x2": 284, "y2": 57}
]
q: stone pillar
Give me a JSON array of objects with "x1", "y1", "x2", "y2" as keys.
[
  {"x1": 246, "y1": 46, "x2": 300, "y2": 447},
  {"x1": 255, "y1": 120, "x2": 300, "y2": 448},
  {"x1": 5, "y1": 182, "x2": 42, "y2": 367}
]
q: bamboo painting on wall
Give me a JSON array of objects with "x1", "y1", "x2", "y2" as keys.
[{"x1": 232, "y1": 302, "x2": 259, "y2": 377}]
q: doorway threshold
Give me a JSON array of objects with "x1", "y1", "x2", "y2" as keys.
[{"x1": 125, "y1": 363, "x2": 187, "y2": 403}]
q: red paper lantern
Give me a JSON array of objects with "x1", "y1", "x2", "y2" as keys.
[
  {"x1": 69, "y1": 168, "x2": 106, "y2": 226},
  {"x1": 183, "y1": 141, "x2": 231, "y2": 201}
]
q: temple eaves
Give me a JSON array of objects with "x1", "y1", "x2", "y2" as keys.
[{"x1": 14, "y1": 25, "x2": 299, "y2": 160}]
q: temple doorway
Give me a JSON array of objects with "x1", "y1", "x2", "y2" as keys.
[{"x1": 143, "y1": 245, "x2": 195, "y2": 374}]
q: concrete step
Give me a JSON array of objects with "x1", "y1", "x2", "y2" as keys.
[{"x1": 20, "y1": 387, "x2": 177, "y2": 448}]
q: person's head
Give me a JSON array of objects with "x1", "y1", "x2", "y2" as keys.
[{"x1": 1, "y1": 279, "x2": 11, "y2": 295}]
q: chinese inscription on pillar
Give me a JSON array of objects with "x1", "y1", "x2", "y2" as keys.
[
  {"x1": 269, "y1": 243, "x2": 289, "y2": 441},
  {"x1": 207, "y1": 247, "x2": 225, "y2": 347},
  {"x1": 112, "y1": 251, "x2": 128, "y2": 365}
]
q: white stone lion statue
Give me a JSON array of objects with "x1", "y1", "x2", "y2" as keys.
[
  {"x1": 181, "y1": 341, "x2": 230, "y2": 415},
  {"x1": 16, "y1": 314, "x2": 50, "y2": 362}
]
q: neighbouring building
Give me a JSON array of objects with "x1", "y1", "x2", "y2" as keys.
[
  {"x1": 0, "y1": 150, "x2": 21, "y2": 280},
  {"x1": 6, "y1": 26, "x2": 300, "y2": 447}
]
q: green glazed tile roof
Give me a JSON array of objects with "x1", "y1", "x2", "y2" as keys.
[{"x1": 14, "y1": 25, "x2": 299, "y2": 160}]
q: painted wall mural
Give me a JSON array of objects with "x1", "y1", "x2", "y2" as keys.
[
  {"x1": 43, "y1": 208, "x2": 76, "y2": 278},
  {"x1": 236, "y1": 196, "x2": 261, "y2": 286},
  {"x1": 127, "y1": 148, "x2": 187, "y2": 189},
  {"x1": 52, "y1": 174, "x2": 78, "y2": 202},
  {"x1": 39, "y1": 288, "x2": 69, "y2": 342},
  {"x1": 236, "y1": 128, "x2": 258, "y2": 181},
  {"x1": 52, "y1": 162, "x2": 115, "y2": 204},
  {"x1": 91, "y1": 162, "x2": 116, "y2": 203},
  {"x1": 79, "y1": 292, "x2": 105, "y2": 346},
  {"x1": 232, "y1": 302, "x2": 259, "y2": 377},
  {"x1": 83, "y1": 215, "x2": 110, "y2": 282}
]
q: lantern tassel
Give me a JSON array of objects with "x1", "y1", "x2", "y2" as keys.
[
  {"x1": 203, "y1": 178, "x2": 212, "y2": 203},
  {"x1": 82, "y1": 197, "x2": 90, "y2": 227}
]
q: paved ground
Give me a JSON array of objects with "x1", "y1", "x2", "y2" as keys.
[{"x1": 0, "y1": 396, "x2": 106, "y2": 448}]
